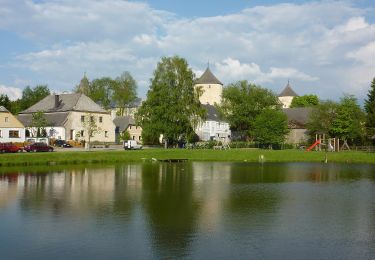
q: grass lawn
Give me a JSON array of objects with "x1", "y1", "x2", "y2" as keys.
[{"x1": 0, "y1": 148, "x2": 374, "y2": 168}]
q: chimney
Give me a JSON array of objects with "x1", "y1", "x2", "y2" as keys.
[{"x1": 54, "y1": 94, "x2": 60, "y2": 108}]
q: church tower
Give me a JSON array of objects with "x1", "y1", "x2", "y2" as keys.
[
  {"x1": 278, "y1": 81, "x2": 298, "y2": 108},
  {"x1": 194, "y1": 67, "x2": 223, "y2": 105}
]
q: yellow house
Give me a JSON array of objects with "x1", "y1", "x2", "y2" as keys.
[{"x1": 0, "y1": 106, "x2": 25, "y2": 143}]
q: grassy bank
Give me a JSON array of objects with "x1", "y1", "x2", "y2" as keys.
[{"x1": 0, "y1": 149, "x2": 374, "y2": 167}]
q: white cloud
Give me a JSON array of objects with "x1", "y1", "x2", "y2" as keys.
[
  {"x1": 0, "y1": 85, "x2": 22, "y2": 100},
  {"x1": 1, "y1": 0, "x2": 375, "y2": 99}
]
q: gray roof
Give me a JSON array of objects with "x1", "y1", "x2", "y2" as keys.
[
  {"x1": 113, "y1": 116, "x2": 136, "y2": 132},
  {"x1": 202, "y1": 104, "x2": 223, "y2": 121},
  {"x1": 17, "y1": 112, "x2": 70, "y2": 127},
  {"x1": 279, "y1": 82, "x2": 298, "y2": 97},
  {"x1": 282, "y1": 107, "x2": 313, "y2": 128},
  {"x1": 0, "y1": 106, "x2": 9, "y2": 113},
  {"x1": 20, "y1": 93, "x2": 108, "y2": 114},
  {"x1": 195, "y1": 68, "x2": 223, "y2": 85}
]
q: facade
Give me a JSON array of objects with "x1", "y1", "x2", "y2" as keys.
[
  {"x1": 278, "y1": 81, "x2": 298, "y2": 108},
  {"x1": 110, "y1": 98, "x2": 142, "y2": 120},
  {"x1": 283, "y1": 107, "x2": 313, "y2": 144},
  {"x1": 17, "y1": 94, "x2": 116, "y2": 143},
  {"x1": 0, "y1": 106, "x2": 25, "y2": 143},
  {"x1": 113, "y1": 116, "x2": 142, "y2": 143},
  {"x1": 194, "y1": 67, "x2": 223, "y2": 106}
]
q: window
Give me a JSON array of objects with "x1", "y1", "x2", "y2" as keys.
[
  {"x1": 80, "y1": 130, "x2": 84, "y2": 137},
  {"x1": 135, "y1": 126, "x2": 138, "y2": 130},
  {"x1": 0, "y1": 130, "x2": 2, "y2": 138},
  {"x1": 139, "y1": 136, "x2": 141, "y2": 141},
  {"x1": 99, "y1": 116, "x2": 103, "y2": 123},
  {"x1": 132, "y1": 136, "x2": 135, "y2": 140},
  {"x1": 9, "y1": 130, "x2": 20, "y2": 138},
  {"x1": 90, "y1": 116, "x2": 94, "y2": 123},
  {"x1": 129, "y1": 125, "x2": 132, "y2": 130},
  {"x1": 5, "y1": 117, "x2": 8, "y2": 122},
  {"x1": 105, "y1": 131, "x2": 108, "y2": 138},
  {"x1": 81, "y1": 116, "x2": 85, "y2": 122}
]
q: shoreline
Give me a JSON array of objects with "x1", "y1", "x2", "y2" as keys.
[{"x1": 0, "y1": 149, "x2": 374, "y2": 169}]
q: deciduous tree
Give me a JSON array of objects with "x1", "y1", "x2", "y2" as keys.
[
  {"x1": 290, "y1": 94, "x2": 319, "y2": 108},
  {"x1": 113, "y1": 72, "x2": 137, "y2": 116}
]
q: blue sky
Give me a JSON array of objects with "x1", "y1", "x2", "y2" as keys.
[{"x1": 1, "y1": 0, "x2": 375, "y2": 102}]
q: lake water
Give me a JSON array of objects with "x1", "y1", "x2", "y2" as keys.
[{"x1": 0, "y1": 162, "x2": 374, "y2": 259}]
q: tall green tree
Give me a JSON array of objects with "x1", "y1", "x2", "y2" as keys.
[
  {"x1": 113, "y1": 71, "x2": 137, "y2": 116},
  {"x1": 0, "y1": 94, "x2": 11, "y2": 110},
  {"x1": 136, "y1": 56, "x2": 205, "y2": 146},
  {"x1": 219, "y1": 80, "x2": 280, "y2": 140},
  {"x1": 364, "y1": 78, "x2": 375, "y2": 137},
  {"x1": 89, "y1": 77, "x2": 114, "y2": 109},
  {"x1": 306, "y1": 100, "x2": 338, "y2": 137},
  {"x1": 290, "y1": 94, "x2": 319, "y2": 108},
  {"x1": 253, "y1": 109, "x2": 289, "y2": 148},
  {"x1": 21, "y1": 85, "x2": 50, "y2": 111},
  {"x1": 331, "y1": 95, "x2": 365, "y2": 144}
]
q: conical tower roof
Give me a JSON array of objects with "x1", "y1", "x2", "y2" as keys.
[
  {"x1": 195, "y1": 67, "x2": 223, "y2": 85},
  {"x1": 279, "y1": 81, "x2": 298, "y2": 97}
]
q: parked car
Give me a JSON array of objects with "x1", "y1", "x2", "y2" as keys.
[
  {"x1": 24, "y1": 142, "x2": 54, "y2": 152},
  {"x1": 54, "y1": 139, "x2": 72, "y2": 148},
  {"x1": 123, "y1": 140, "x2": 142, "y2": 150},
  {"x1": 0, "y1": 143, "x2": 23, "y2": 153}
]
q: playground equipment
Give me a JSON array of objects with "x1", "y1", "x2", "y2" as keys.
[{"x1": 306, "y1": 134, "x2": 343, "y2": 152}]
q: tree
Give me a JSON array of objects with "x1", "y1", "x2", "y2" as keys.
[
  {"x1": 290, "y1": 94, "x2": 319, "y2": 108},
  {"x1": 306, "y1": 100, "x2": 338, "y2": 137},
  {"x1": 0, "y1": 94, "x2": 11, "y2": 110},
  {"x1": 253, "y1": 109, "x2": 289, "y2": 149},
  {"x1": 364, "y1": 78, "x2": 375, "y2": 138},
  {"x1": 30, "y1": 111, "x2": 48, "y2": 137},
  {"x1": 88, "y1": 77, "x2": 114, "y2": 109},
  {"x1": 331, "y1": 95, "x2": 365, "y2": 144},
  {"x1": 119, "y1": 130, "x2": 131, "y2": 141},
  {"x1": 218, "y1": 80, "x2": 280, "y2": 140},
  {"x1": 82, "y1": 113, "x2": 102, "y2": 150},
  {"x1": 113, "y1": 72, "x2": 137, "y2": 116},
  {"x1": 136, "y1": 56, "x2": 205, "y2": 146},
  {"x1": 21, "y1": 85, "x2": 50, "y2": 111},
  {"x1": 74, "y1": 73, "x2": 90, "y2": 96}
]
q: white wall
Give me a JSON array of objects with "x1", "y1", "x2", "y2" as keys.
[
  {"x1": 0, "y1": 128, "x2": 25, "y2": 143},
  {"x1": 195, "y1": 120, "x2": 231, "y2": 142},
  {"x1": 195, "y1": 83, "x2": 223, "y2": 105},
  {"x1": 26, "y1": 126, "x2": 66, "y2": 140},
  {"x1": 278, "y1": 96, "x2": 294, "y2": 108}
]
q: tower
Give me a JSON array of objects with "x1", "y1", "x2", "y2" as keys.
[
  {"x1": 194, "y1": 67, "x2": 223, "y2": 105},
  {"x1": 278, "y1": 81, "x2": 298, "y2": 108}
]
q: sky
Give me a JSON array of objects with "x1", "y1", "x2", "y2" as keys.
[{"x1": 0, "y1": 0, "x2": 375, "y2": 102}]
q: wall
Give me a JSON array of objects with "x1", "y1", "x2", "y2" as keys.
[
  {"x1": 278, "y1": 96, "x2": 294, "y2": 108},
  {"x1": 195, "y1": 84, "x2": 223, "y2": 105},
  {"x1": 195, "y1": 120, "x2": 231, "y2": 142},
  {"x1": 127, "y1": 124, "x2": 142, "y2": 143},
  {"x1": 285, "y1": 129, "x2": 309, "y2": 144},
  {"x1": 0, "y1": 128, "x2": 25, "y2": 143},
  {"x1": 64, "y1": 112, "x2": 116, "y2": 143},
  {"x1": 0, "y1": 111, "x2": 25, "y2": 142}
]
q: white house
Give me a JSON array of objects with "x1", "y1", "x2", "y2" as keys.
[
  {"x1": 278, "y1": 81, "x2": 298, "y2": 108},
  {"x1": 17, "y1": 93, "x2": 116, "y2": 143},
  {"x1": 0, "y1": 106, "x2": 25, "y2": 143}
]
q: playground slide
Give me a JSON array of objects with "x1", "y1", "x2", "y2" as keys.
[{"x1": 306, "y1": 140, "x2": 320, "y2": 151}]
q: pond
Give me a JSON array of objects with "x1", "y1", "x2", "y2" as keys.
[{"x1": 0, "y1": 162, "x2": 374, "y2": 259}]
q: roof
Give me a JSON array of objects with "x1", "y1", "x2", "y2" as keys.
[
  {"x1": 195, "y1": 67, "x2": 223, "y2": 85},
  {"x1": 279, "y1": 82, "x2": 298, "y2": 97},
  {"x1": 0, "y1": 106, "x2": 9, "y2": 112},
  {"x1": 202, "y1": 104, "x2": 223, "y2": 121},
  {"x1": 19, "y1": 93, "x2": 108, "y2": 114},
  {"x1": 282, "y1": 107, "x2": 313, "y2": 128},
  {"x1": 17, "y1": 112, "x2": 70, "y2": 127},
  {"x1": 113, "y1": 116, "x2": 136, "y2": 132}
]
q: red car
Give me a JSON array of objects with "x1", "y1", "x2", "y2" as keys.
[
  {"x1": 0, "y1": 143, "x2": 23, "y2": 153},
  {"x1": 24, "y1": 142, "x2": 54, "y2": 152}
]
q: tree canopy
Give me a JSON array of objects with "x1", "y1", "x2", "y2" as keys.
[
  {"x1": 113, "y1": 72, "x2": 137, "y2": 116},
  {"x1": 218, "y1": 80, "x2": 280, "y2": 140},
  {"x1": 290, "y1": 94, "x2": 319, "y2": 108},
  {"x1": 253, "y1": 109, "x2": 289, "y2": 148},
  {"x1": 364, "y1": 78, "x2": 375, "y2": 137},
  {"x1": 136, "y1": 56, "x2": 205, "y2": 146}
]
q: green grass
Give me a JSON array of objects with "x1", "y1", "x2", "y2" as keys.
[{"x1": 0, "y1": 148, "x2": 374, "y2": 168}]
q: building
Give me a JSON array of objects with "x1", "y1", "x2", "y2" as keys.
[
  {"x1": 278, "y1": 81, "x2": 298, "y2": 108},
  {"x1": 195, "y1": 104, "x2": 230, "y2": 142},
  {"x1": 110, "y1": 98, "x2": 143, "y2": 119},
  {"x1": 17, "y1": 93, "x2": 116, "y2": 143},
  {"x1": 0, "y1": 106, "x2": 25, "y2": 143},
  {"x1": 194, "y1": 67, "x2": 223, "y2": 106},
  {"x1": 194, "y1": 67, "x2": 231, "y2": 141},
  {"x1": 283, "y1": 107, "x2": 313, "y2": 144},
  {"x1": 113, "y1": 116, "x2": 142, "y2": 143}
]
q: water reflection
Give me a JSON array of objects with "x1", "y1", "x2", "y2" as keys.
[{"x1": 0, "y1": 162, "x2": 374, "y2": 259}]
